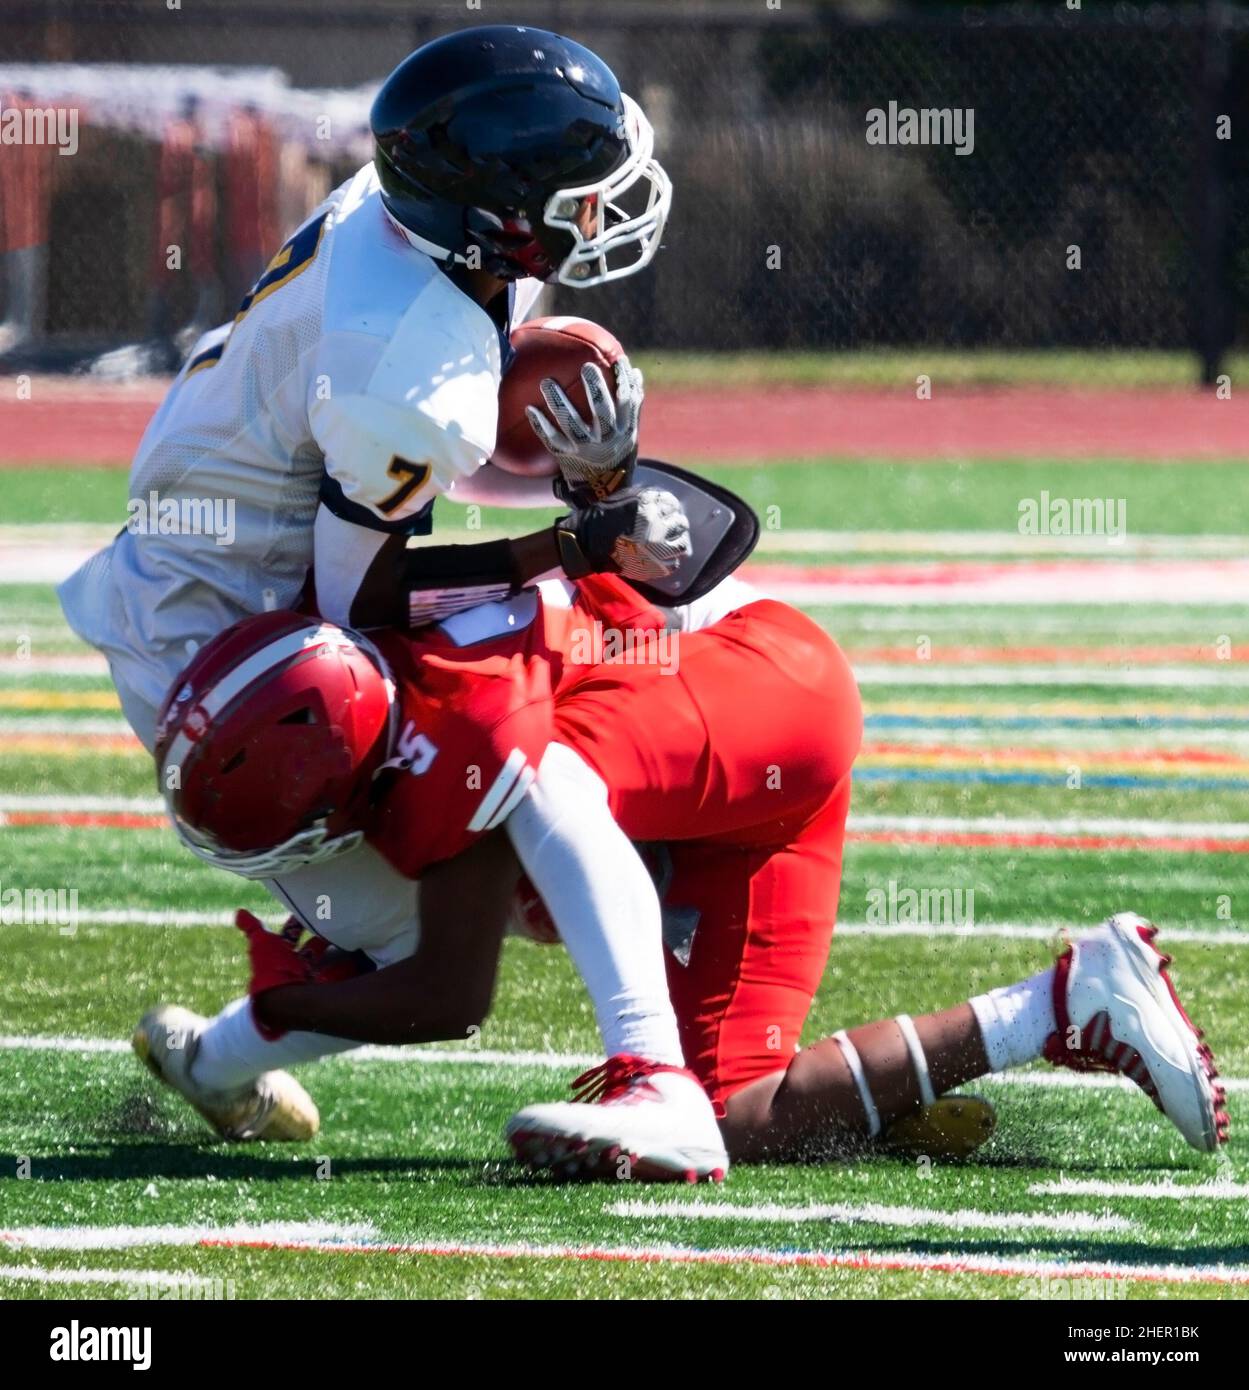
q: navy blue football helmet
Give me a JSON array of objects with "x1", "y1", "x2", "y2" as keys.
[{"x1": 371, "y1": 26, "x2": 670, "y2": 286}]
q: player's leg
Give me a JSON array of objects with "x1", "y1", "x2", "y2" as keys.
[
  {"x1": 504, "y1": 601, "x2": 861, "y2": 1179},
  {"x1": 504, "y1": 600, "x2": 860, "y2": 1179},
  {"x1": 658, "y1": 780, "x2": 849, "y2": 1158},
  {"x1": 721, "y1": 1002, "x2": 992, "y2": 1161},
  {"x1": 721, "y1": 914, "x2": 1228, "y2": 1158},
  {"x1": 663, "y1": 782, "x2": 1227, "y2": 1158},
  {"x1": 133, "y1": 839, "x2": 435, "y2": 1141}
]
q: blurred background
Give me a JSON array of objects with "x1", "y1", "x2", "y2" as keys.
[{"x1": 0, "y1": 0, "x2": 1246, "y2": 381}]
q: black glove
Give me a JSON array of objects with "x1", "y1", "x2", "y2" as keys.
[{"x1": 555, "y1": 486, "x2": 692, "y2": 582}]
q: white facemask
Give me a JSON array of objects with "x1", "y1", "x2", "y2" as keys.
[{"x1": 544, "y1": 93, "x2": 672, "y2": 288}]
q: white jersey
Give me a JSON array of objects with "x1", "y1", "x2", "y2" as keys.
[{"x1": 59, "y1": 163, "x2": 543, "y2": 715}]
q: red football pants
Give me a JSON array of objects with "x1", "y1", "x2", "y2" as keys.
[{"x1": 554, "y1": 599, "x2": 863, "y2": 1106}]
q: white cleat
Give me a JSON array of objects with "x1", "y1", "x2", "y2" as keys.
[
  {"x1": 132, "y1": 1004, "x2": 319, "y2": 1142},
  {"x1": 1044, "y1": 913, "x2": 1228, "y2": 1151},
  {"x1": 506, "y1": 1055, "x2": 729, "y2": 1183}
]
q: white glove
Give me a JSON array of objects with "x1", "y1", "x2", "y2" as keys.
[
  {"x1": 525, "y1": 358, "x2": 643, "y2": 502},
  {"x1": 609, "y1": 486, "x2": 692, "y2": 582},
  {"x1": 556, "y1": 485, "x2": 692, "y2": 583}
]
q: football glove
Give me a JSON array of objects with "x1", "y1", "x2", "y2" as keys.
[
  {"x1": 526, "y1": 358, "x2": 643, "y2": 505},
  {"x1": 235, "y1": 910, "x2": 369, "y2": 1039},
  {"x1": 555, "y1": 485, "x2": 692, "y2": 583}
]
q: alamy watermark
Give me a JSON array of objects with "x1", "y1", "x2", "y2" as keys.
[
  {"x1": 126, "y1": 491, "x2": 236, "y2": 546},
  {"x1": 865, "y1": 878, "x2": 975, "y2": 929},
  {"x1": 130, "y1": 1275, "x2": 237, "y2": 1301},
  {"x1": 1019, "y1": 1275, "x2": 1130, "y2": 1301},
  {"x1": 866, "y1": 102, "x2": 974, "y2": 156},
  {"x1": 0, "y1": 97, "x2": 78, "y2": 156},
  {"x1": 568, "y1": 621, "x2": 680, "y2": 676},
  {"x1": 1018, "y1": 491, "x2": 1127, "y2": 543},
  {"x1": 0, "y1": 880, "x2": 79, "y2": 935}
]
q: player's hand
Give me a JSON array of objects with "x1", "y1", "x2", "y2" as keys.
[
  {"x1": 555, "y1": 485, "x2": 692, "y2": 583},
  {"x1": 236, "y1": 911, "x2": 314, "y2": 994},
  {"x1": 235, "y1": 910, "x2": 311, "y2": 1041},
  {"x1": 526, "y1": 358, "x2": 643, "y2": 505}
]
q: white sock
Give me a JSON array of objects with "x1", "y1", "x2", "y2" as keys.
[
  {"x1": 506, "y1": 743, "x2": 684, "y2": 1067},
  {"x1": 190, "y1": 996, "x2": 358, "y2": 1091},
  {"x1": 969, "y1": 967, "x2": 1056, "y2": 1072}
]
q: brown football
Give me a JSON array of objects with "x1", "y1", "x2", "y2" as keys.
[{"x1": 492, "y1": 315, "x2": 625, "y2": 476}]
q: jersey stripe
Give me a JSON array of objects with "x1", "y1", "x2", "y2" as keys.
[
  {"x1": 467, "y1": 749, "x2": 528, "y2": 833},
  {"x1": 483, "y1": 764, "x2": 536, "y2": 831}
]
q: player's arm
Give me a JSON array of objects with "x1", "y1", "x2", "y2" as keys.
[
  {"x1": 344, "y1": 487, "x2": 691, "y2": 629},
  {"x1": 444, "y1": 462, "x2": 563, "y2": 508},
  {"x1": 254, "y1": 831, "x2": 518, "y2": 1043},
  {"x1": 252, "y1": 753, "x2": 677, "y2": 1065},
  {"x1": 309, "y1": 332, "x2": 691, "y2": 628}
]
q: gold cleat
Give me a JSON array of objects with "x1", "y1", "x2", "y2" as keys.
[
  {"x1": 883, "y1": 1094, "x2": 996, "y2": 1159},
  {"x1": 132, "y1": 1003, "x2": 319, "y2": 1142}
]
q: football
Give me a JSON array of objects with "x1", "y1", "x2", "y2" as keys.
[{"x1": 492, "y1": 315, "x2": 625, "y2": 475}]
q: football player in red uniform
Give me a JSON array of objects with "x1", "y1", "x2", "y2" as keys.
[
  {"x1": 135, "y1": 573, "x2": 1227, "y2": 1172},
  {"x1": 135, "y1": 575, "x2": 730, "y2": 1176}
]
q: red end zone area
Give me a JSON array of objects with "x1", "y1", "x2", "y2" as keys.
[{"x1": 0, "y1": 376, "x2": 1247, "y2": 465}]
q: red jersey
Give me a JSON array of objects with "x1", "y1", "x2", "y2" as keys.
[{"x1": 364, "y1": 576, "x2": 661, "y2": 877}]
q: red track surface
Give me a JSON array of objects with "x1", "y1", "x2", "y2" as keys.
[{"x1": 1, "y1": 378, "x2": 1246, "y2": 465}]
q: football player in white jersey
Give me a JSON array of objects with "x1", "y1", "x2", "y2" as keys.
[
  {"x1": 59, "y1": 25, "x2": 686, "y2": 753},
  {"x1": 74, "y1": 28, "x2": 738, "y2": 1179}
]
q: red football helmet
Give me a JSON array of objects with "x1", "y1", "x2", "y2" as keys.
[{"x1": 154, "y1": 611, "x2": 397, "y2": 878}]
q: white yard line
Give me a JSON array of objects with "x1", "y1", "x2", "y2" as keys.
[
  {"x1": 6, "y1": 798, "x2": 1249, "y2": 839},
  {"x1": 15, "y1": 910, "x2": 237, "y2": 927},
  {"x1": 1029, "y1": 1178, "x2": 1249, "y2": 1202},
  {"x1": 14, "y1": 524, "x2": 1244, "y2": 557},
  {"x1": 6, "y1": 535, "x2": 1249, "y2": 609},
  {"x1": 0, "y1": 1221, "x2": 376, "y2": 1251},
  {"x1": 2, "y1": 901, "x2": 1243, "y2": 945},
  {"x1": 0, "y1": 794, "x2": 163, "y2": 813},
  {"x1": 763, "y1": 559, "x2": 1249, "y2": 608},
  {"x1": 850, "y1": 664, "x2": 1249, "y2": 687},
  {"x1": 0, "y1": 1034, "x2": 1244, "y2": 1094},
  {"x1": 0, "y1": 1265, "x2": 218, "y2": 1289},
  {"x1": 608, "y1": 1199, "x2": 1132, "y2": 1235},
  {"x1": 0, "y1": 524, "x2": 119, "y2": 545},
  {"x1": 1, "y1": 524, "x2": 1241, "y2": 567},
  {"x1": 0, "y1": 552, "x2": 99, "y2": 585},
  {"x1": 836, "y1": 924, "x2": 1249, "y2": 945},
  {"x1": 754, "y1": 531, "x2": 1249, "y2": 559},
  {"x1": 980, "y1": 1071, "x2": 1249, "y2": 1094},
  {"x1": 850, "y1": 812, "x2": 1249, "y2": 839},
  {"x1": 0, "y1": 654, "x2": 108, "y2": 676}
]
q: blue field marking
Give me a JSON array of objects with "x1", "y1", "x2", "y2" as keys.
[
  {"x1": 865, "y1": 714, "x2": 1249, "y2": 732},
  {"x1": 855, "y1": 768, "x2": 1249, "y2": 792}
]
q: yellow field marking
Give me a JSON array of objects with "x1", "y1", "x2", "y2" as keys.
[{"x1": 0, "y1": 690, "x2": 120, "y2": 710}]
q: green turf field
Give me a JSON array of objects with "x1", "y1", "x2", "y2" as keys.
[
  {"x1": 1, "y1": 456, "x2": 1246, "y2": 1301},
  {"x1": 629, "y1": 348, "x2": 1249, "y2": 390}
]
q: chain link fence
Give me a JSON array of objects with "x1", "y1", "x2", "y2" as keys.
[{"x1": 1, "y1": 1, "x2": 1245, "y2": 378}]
